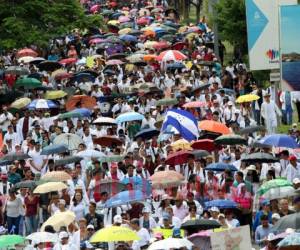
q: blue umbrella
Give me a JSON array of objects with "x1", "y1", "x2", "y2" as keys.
[
  {"x1": 119, "y1": 35, "x2": 138, "y2": 42},
  {"x1": 116, "y1": 112, "x2": 144, "y2": 123},
  {"x1": 27, "y1": 99, "x2": 57, "y2": 109},
  {"x1": 259, "y1": 134, "x2": 299, "y2": 149},
  {"x1": 278, "y1": 233, "x2": 300, "y2": 247},
  {"x1": 205, "y1": 163, "x2": 238, "y2": 172},
  {"x1": 72, "y1": 108, "x2": 92, "y2": 117},
  {"x1": 71, "y1": 73, "x2": 95, "y2": 83},
  {"x1": 216, "y1": 88, "x2": 235, "y2": 96},
  {"x1": 205, "y1": 199, "x2": 237, "y2": 209},
  {"x1": 134, "y1": 128, "x2": 160, "y2": 140},
  {"x1": 167, "y1": 62, "x2": 186, "y2": 70},
  {"x1": 41, "y1": 144, "x2": 68, "y2": 155},
  {"x1": 105, "y1": 190, "x2": 148, "y2": 208}
]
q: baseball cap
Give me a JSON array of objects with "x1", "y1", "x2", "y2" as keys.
[
  {"x1": 113, "y1": 215, "x2": 122, "y2": 224},
  {"x1": 272, "y1": 213, "x2": 280, "y2": 220},
  {"x1": 293, "y1": 178, "x2": 300, "y2": 185},
  {"x1": 209, "y1": 206, "x2": 220, "y2": 213},
  {"x1": 227, "y1": 101, "x2": 233, "y2": 106},
  {"x1": 87, "y1": 224, "x2": 95, "y2": 230},
  {"x1": 59, "y1": 231, "x2": 69, "y2": 240},
  {"x1": 289, "y1": 155, "x2": 297, "y2": 161}
]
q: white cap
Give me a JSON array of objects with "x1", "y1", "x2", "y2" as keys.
[
  {"x1": 210, "y1": 206, "x2": 220, "y2": 213},
  {"x1": 113, "y1": 215, "x2": 122, "y2": 224},
  {"x1": 87, "y1": 224, "x2": 95, "y2": 230},
  {"x1": 59, "y1": 231, "x2": 69, "y2": 240},
  {"x1": 272, "y1": 213, "x2": 280, "y2": 220},
  {"x1": 227, "y1": 101, "x2": 233, "y2": 106},
  {"x1": 293, "y1": 178, "x2": 300, "y2": 185}
]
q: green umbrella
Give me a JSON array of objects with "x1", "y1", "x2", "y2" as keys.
[
  {"x1": 58, "y1": 111, "x2": 83, "y2": 119},
  {"x1": 0, "y1": 235, "x2": 24, "y2": 247},
  {"x1": 214, "y1": 134, "x2": 248, "y2": 146},
  {"x1": 14, "y1": 77, "x2": 42, "y2": 89},
  {"x1": 257, "y1": 178, "x2": 293, "y2": 196},
  {"x1": 155, "y1": 98, "x2": 178, "y2": 106},
  {"x1": 100, "y1": 154, "x2": 125, "y2": 163}
]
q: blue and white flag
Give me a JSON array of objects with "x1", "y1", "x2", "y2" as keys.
[{"x1": 161, "y1": 109, "x2": 199, "y2": 141}]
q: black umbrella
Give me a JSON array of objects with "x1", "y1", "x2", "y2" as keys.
[
  {"x1": 238, "y1": 125, "x2": 265, "y2": 135},
  {"x1": 192, "y1": 83, "x2": 211, "y2": 93},
  {"x1": 181, "y1": 219, "x2": 221, "y2": 234},
  {"x1": 0, "y1": 160, "x2": 12, "y2": 166},
  {"x1": 252, "y1": 141, "x2": 272, "y2": 149},
  {"x1": 75, "y1": 69, "x2": 99, "y2": 78},
  {"x1": 1, "y1": 153, "x2": 30, "y2": 162},
  {"x1": 107, "y1": 53, "x2": 127, "y2": 60},
  {"x1": 191, "y1": 150, "x2": 210, "y2": 159},
  {"x1": 37, "y1": 61, "x2": 62, "y2": 71},
  {"x1": 241, "y1": 152, "x2": 278, "y2": 163},
  {"x1": 273, "y1": 213, "x2": 300, "y2": 232},
  {"x1": 41, "y1": 144, "x2": 68, "y2": 155},
  {"x1": 54, "y1": 156, "x2": 83, "y2": 166},
  {"x1": 14, "y1": 180, "x2": 37, "y2": 190},
  {"x1": 134, "y1": 128, "x2": 160, "y2": 140},
  {"x1": 0, "y1": 90, "x2": 24, "y2": 105},
  {"x1": 214, "y1": 134, "x2": 248, "y2": 146}
]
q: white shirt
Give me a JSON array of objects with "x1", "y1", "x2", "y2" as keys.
[
  {"x1": 286, "y1": 163, "x2": 300, "y2": 182},
  {"x1": 69, "y1": 201, "x2": 86, "y2": 221},
  {"x1": 0, "y1": 112, "x2": 13, "y2": 131},
  {"x1": 4, "y1": 132, "x2": 20, "y2": 145},
  {"x1": 28, "y1": 149, "x2": 47, "y2": 174},
  {"x1": 132, "y1": 228, "x2": 151, "y2": 250}
]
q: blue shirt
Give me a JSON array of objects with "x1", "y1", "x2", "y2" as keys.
[
  {"x1": 255, "y1": 224, "x2": 273, "y2": 247},
  {"x1": 253, "y1": 210, "x2": 272, "y2": 232}
]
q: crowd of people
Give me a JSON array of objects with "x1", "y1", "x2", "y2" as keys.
[{"x1": 0, "y1": 0, "x2": 299, "y2": 250}]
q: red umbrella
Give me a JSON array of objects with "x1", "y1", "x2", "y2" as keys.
[
  {"x1": 54, "y1": 72, "x2": 73, "y2": 81},
  {"x1": 106, "y1": 59, "x2": 124, "y2": 65},
  {"x1": 17, "y1": 48, "x2": 38, "y2": 58},
  {"x1": 137, "y1": 17, "x2": 149, "y2": 25},
  {"x1": 89, "y1": 38, "x2": 104, "y2": 44},
  {"x1": 59, "y1": 58, "x2": 78, "y2": 65},
  {"x1": 191, "y1": 139, "x2": 218, "y2": 152},
  {"x1": 150, "y1": 170, "x2": 184, "y2": 188},
  {"x1": 157, "y1": 50, "x2": 187, "y2": 61},
  {"x1": 65, "y1": 95, "x2": 96, "y2": 111},
  {"x1": 90, "y1": 4, "x2": 100, "y2": 13},
  {"x1": 183, "y1": 101, "x2": 206, "y2": 108},
  {"x1": 153, "y1": 41, "x2": 170, "y2": 50},
  {"x1": 93, "y1": 136, "x2": 123, "y2": 147},
  {"x1": 171, "y1": 42, "x2": 187, "y2": 51},
  {"x1": 165, "y1": 150, "x2": 193, "y2": 165}
]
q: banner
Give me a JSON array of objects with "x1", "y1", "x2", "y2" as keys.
[
  {"x1": 245, "y1": 0, "x2": 297, "y2": 70},
  {"x1": 210, "y1": 225, "x2": 252, "y2": 250},
  {"x1": 280, "y1": 5, "x2": 300, "y2": 91}
]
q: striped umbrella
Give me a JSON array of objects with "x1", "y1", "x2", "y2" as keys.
[{"x1": 27, "y1": 99, "x2": 57, "y2": 109}]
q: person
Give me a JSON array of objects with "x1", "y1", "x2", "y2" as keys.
[
  {"x1": 255, "y1": 215, "x2": 273, "y2": 248},
  {"x1": 285, "y1": 155, "x2": 300, "y2": 182},
  {"x1": 69, "y1": 191, "x2": 86, "y2": 222},
  {"x1": 280, "y1": 91, "x2": 294, "y2": 125},
  {"x1": 182, "y1": 205, "x2": 200, "y2": 223},
  {"x1": 130, "y1": 218, "x2": 151, "y2": 250},
  {"x1": 279, "y1": 198, "x2": 294, "y2": 217},
  {"x1": 172, "y1": 193, "x2": 189, "y2": 221},
  {"x1": 225, "y1": 209, "x2": 240, "y2": 228},
  {"x1": 53, "y1": 231, "x2": 76, "y2": 250},
  {"x1": 85, "y1": 201, "x2": 103, "y2": 231},
  {"x1": 24, "y1": 188, "x2": 39, "y2": 235},
  {"x1": 253, "y1": 200, "x2": 272, "y2": 233},
  {"x1": 139, "y1": 207, "x2": 156, "y2": 231}
]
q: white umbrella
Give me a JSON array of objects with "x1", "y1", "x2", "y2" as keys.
[
  {"x1": 26, "y1": 232, "x2": 58, "y2": 243},
  {"x1": 53, "y1": 133, "x2": 83, "y2": 151},
  {"x1": 148, "y1": 238, "x2": 193, "y2": 250},
  {"x1": 262, "y1": 186, "x2": 297, "y2": 200},
  {"x1": 77, "y1": 149, "x2": 105, "y2": 159},
  {"x1": 93, "y1": 117, "x2": 117, "y2": 125},
  {"x1": 18, "y1": 56, "x2": 34, "y2": 63}
]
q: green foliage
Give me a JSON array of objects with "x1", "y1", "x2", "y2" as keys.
[{"x1": 0, "y1": 0, "x2": 103, "y2": 49}]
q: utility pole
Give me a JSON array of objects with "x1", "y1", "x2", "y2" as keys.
[{"x1": 208, "y1": 0, "x2": 220, "y2": 59}]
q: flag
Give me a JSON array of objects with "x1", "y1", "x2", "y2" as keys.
[{"x1": 162, "y1": 109, "x2": 199, "y2": 141}]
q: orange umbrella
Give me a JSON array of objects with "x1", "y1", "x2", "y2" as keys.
[
  {"x1": 144, "y1": 30, "x2": 155, "y2": 37},
  {"x1": 143, "y1": 54, "x2": 157, "y2": 61},
  {"x1": 150, "y1": 170, "x2": 184, "y2": 188},
  {"x1": 65, "y1": 95, "x2": 96, "y2": 111},
  {"x1": 183, "y1": 101, "x2": 206, "y2": 108},
  {"x1": 198, "y1": 120, "x2": 230, "y2": 135}
]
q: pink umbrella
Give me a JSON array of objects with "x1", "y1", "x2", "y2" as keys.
[
  {"x1": 89, "y1": 38, "x2": 104, "y2": 44},
  {"x1": 156, "y1": 50, "x2": 187, "y2": 61},
  {"x1": 137, "y1": 17, "x2": 149, "y2": 25},
  {"x1": 106, "y1": 59, "x2": 124, "y2": 65},
  {"x1": 183, "y1": 101, "x2": 206, "y2": 108},
  {"x1": 119, "y1": 16, "x2": 130, "y2": 23},
  {"x1": 59, "y1": 58, "x2": 78, "y2": 65},
  {"x1": 90, "y1": 4, "x2": 100, "y2": 13}
]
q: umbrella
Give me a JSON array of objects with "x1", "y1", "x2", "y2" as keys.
[
  {"x1": 26, "y1": 232, "x2": 58, "y2": 243},
  {"x1": 104, "y1": 190, "x2": 147, "y2": 208},
  {"x1": 236, "y1": 94, "x2": 260, "y2": 103},
  {"x1": 5, "y1": 66, "x2": 30, "y2": 75},
  {"x1": 214, "y1": 134, "x2": 248, "y2": 145},
  {"x1": 44, "y1": 90, "x2": 67, "y2": 100},
  {"x1": 41, "y1": 211, "x2": 75, "y2": 232},
  {"x1": 90, "y1": 226, "x2": 139, "y2": 243},
  {"x1": 17, "y1": 48, "x2": 37, "y2": 58},
  {"x1": 14, "y1": 180, "x2": 37, "y2": 190},
  {"x1": 53, "y1": 133, "x2": 83, "y2": 151},
  {"x1": 273, "y1": 213, "x2": 300, "y2": 232},
  {"x1": 58, "y1": 111, "x2": 83, "y2": 119},
  {"x1": 41, "y1": 144, "x2": 68, "y2": 155},
  {"x1": 41, "y1": 171, "x2": 72, "y2": 182},
  {"x1": 14, "y1": 77, "x2": 42, "y2": 89},
  {"x1": 116, "y1": 112, "x2": 145, "y2": 123},
  {"x1": 278, "y1": 233, "x2": 300, "y2": 248},
  {"x1": 120, "y1": 34, "x2": 138, "y2": 42},
  {"x1": 153, "y1": 41, "x2": 170, "y2": 50},
  {"x1": 181, "y1": 219, "x2": 221, "y2": 232},
  {"x1": 191, "y1": 150, "x2": 210, "y2": 159},
  {"x1": 77, "y1": 149, "x2": 105, "y2": 159},
  {"x1": 94, "y1": 180, "x2": 126, "y2": 194},
  {"x1": 90, "y1": 4, "x2": 100, "y2": 13},
  {"x1": 241, "y1": 152, "x2": 278, "y2": 163},
  {"x1": 191, "y1": 139, "x2": 216, "y2": 152},
  {"x1": 205, "y1": 163, "x2": 238, "y2": 172},
  {"x1": 150, "y1": 170, "x2": 185, "y2": 188},
  {"x1": 18, "y1": 56, "x2": 34, "y2": 63},
  {"x1": 65, "y1": 95, "x2": 96, "y2": 111},
  {"x1": 183, "y1": 101, "x2": 206, "y2": 108},
  {"x1": 134, "y1": 128, "x2": 160, "y2": 140},
  {"x1": 33, "y1": 182, "x2": 68, "y2": 194},
  {"x1": 262, "y1": 186, "x2": 297, "y2": 200},
  {"x1": 205, "y1": 199, "x2": 237, "y2": 209},
  {"x1": 259, "y1": 134, "x2": 299, "y2": 149},
  {"x1": 106, "y1": 59, "x2": 124, "y2": 65},
  {"x1": 29, "y1": 57, "x2": 46, "y2": 64},
  {"x1": 157, "y1": 50, "x2": 187, "y2": 61},
  {"x1": 59, "y1": 58, "x2": 77, "y2": 65},
  {"x1": 171, "y1": 139, "x2": 192, "y2": 151},
  {"x1": 257, "y1": 179, "x2": 293, "y2": 196},
  {"x1": 199, "y1": 120, "x2": 231, "y2": 135},
  {"x1": 100, "y1": 154, "x2": 125, "y2": 163},
  {"x1": 192, "y1": 83, "x2": 211, "y2": 92},
  {"x1": 148, "y1": 238, "x2": 193, "y2": 250},
  {"x1": 167, "y1": 62, "x2": 186, "y2": 70},
  {"x1": 155, "y1": 98, "x2": 178, "y2": 106},
  {"x1": 37, "y1": 61, "x2": 62, "y2": 71},
  {"x1": 238, "y1": 125, "x2": 265, "y2": 135},
  {"x1": 54, "y1": 156, "x2": 83, "y2": 166},
  {"x1": 126, "y1": 53, "x2": 145, "y2": 63},
  {"x1": 10, "y1": 97, "x2": 31, "y2": 109},
  {"x1": 27, "y1": 99, "x2": 57, "y2": 109},
  {"x1": 93, "y1": 136, "x2": 123, "y2": 147},
  {"x1": 166, "y1": 150, "x2": 193, "y2": 165},
  {"x1": 71, "y1": 108, "x2": 92, "y2": 117},
  {"x1": 0, "y1": 235, "x2": 24, "y2": 248},
  {"x1": 93, "y1": 117, "x2": 117, "y2": 126},
  {"x1": 143, "y1": 54, "x2": 157, "y2": 61},
  {"x1": 0, "y1": 152, "x2": 30, "y2": 162}
]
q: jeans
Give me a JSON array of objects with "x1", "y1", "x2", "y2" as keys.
[
  {"x1": 253, "y1": 110, "x2": 261, "y2": 125},
  {"x1": 282, "y1": 108, "x2": 293, "y2": 125},
  {"x1": 7, "y1": 216, "x2": 20, "y2": 234},
  {"x1": 25, "y1": 215, "x2": 38, "y2": 235}
]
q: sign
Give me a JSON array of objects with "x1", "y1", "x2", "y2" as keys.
[
  {"x1": 210, "y1": 225, "x2": 252, "y2": 250},
  {"x1": 245, "y1": 0, "x2": 297, "y2": 70},
  {"x1": 280, "y1": 5, "x2": 300, "y2": 91},
  {"x1": 270, "y1": 72, "x2": 281, "y2": 82}
]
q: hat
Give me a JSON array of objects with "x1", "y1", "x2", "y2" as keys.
[
  {"x1": 218, "y1": 213, "x2": 225, "y2": 219},
  {"x1": 272, "y1": 213, "x2": 280, "y2": 220},
  {"x1": 209, "y1": 206, "x2": 220, "y2": 213},
  {"x1": 289, "y1": 155, "x2": 297, "y2": 161},
  {"x1": 293, "y1": 123, "x2": 298, "y2": 128},
  {"x1": 142, "y1": 207, "x2": 151, "y2": 213},
  {"x1": 227, "y1": 101, "x2": 233, "y2": 106},
  {"x1": 264, "y1": 92, "x2": 271, "y2": 97},
  {"x1": 162, "y1": 212, "x2": 170, "y2": 220},
  {"x1": 58, "y1": 199, "x2": 66, "y2": 206},
  {"x1": 59, "y1": 231, "x2": 69, "y2": 240},
  {"x1": 87, "y1": 224, "x2": 95, "y2": 230},
  {"x1": 162, "y1": 194, "x2": 170, "y2": 200},
  {"x1": 246, "y1": 165, "x2": 257, "y2": 172},
  {"x1": 113, "y1": 215, "x2": 122, "y2": 224},
  {"x1": 260, "y1": 199, "x2": 270, "y2": 206}
]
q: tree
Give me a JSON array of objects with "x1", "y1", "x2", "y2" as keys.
[
  {"x1": 0, "y1": 0, "x2": 103, "y2": 49},
  {"x1": 214, "y1": 0, "x2": 248, "y2": 60}
]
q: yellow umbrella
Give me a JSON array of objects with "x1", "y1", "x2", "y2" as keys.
[
  {"x1": 144, "y1": 41, "x2": 158, "y2": 49},
  {"x1": 118, "y1": 28, "x2": 132, "y2": 35},
  {"x1": 44, "y1": 90, "x2": 67, "y2": 100},
  {"x1": 125, "y1": 63, "x2": 135, "y2": 71},
  {"x1": 33, "y1": 182, "x2": 68, "y2": 194},
  {"x1": 10, "y1": 97, "x2": 31, "y2": 109},
  {"x1": 51, "y1": 69, "x2": 67, "y2": 78},
  {"x1": 171, "y1": 139, "x2": 192, "y2": 151},
  {"x1": 236, "y1": 94, "x2": 260, "y2": 103},
  {"x1": 41, "y1": 171, "x2": 72, "y2": 182},
  {"x1": 90, "y1": 226, "x2": 140, "y2": 243},
  {"x1": 107, "y1": 20, "x2": 119, "y2": 26},
  {"x1": 41, "y1": 211, "x2": 75, "y2": 232}
]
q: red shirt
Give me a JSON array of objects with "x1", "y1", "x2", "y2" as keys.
[{"x1": 24, "y1": 196, "x2": 39, "y2": 216}]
